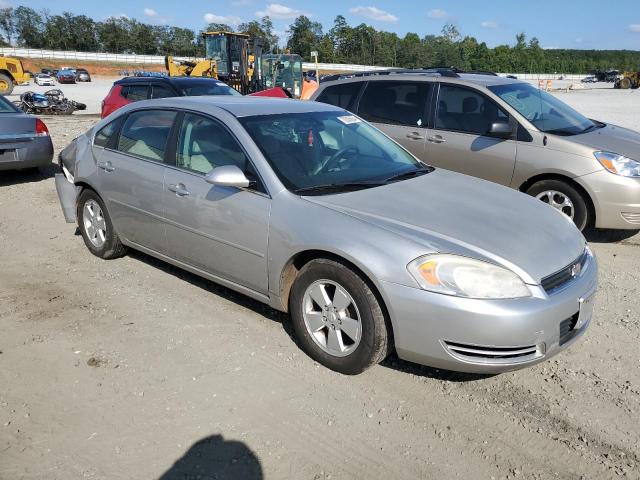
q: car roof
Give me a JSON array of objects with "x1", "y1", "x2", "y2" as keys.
[
  {"x1": 126, "y1": 95, "x2": 344, "y2": 117},
  {"x1": 114, "y1": 76, "x2": 224, "y2": 85},
  {"x1": 316, "y1": 70, "x2": 522, "y2": 90}
]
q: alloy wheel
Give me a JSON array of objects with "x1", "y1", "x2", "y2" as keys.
[
  {"x1": 82, "y1": 199, "x2": 107, "y2": 248},
  {"x1": 535, "y1": 190, "x2": 575, "y2": 219},
  {"x1": 302, "y1": 279, "x2": 362, "y2": 357}
]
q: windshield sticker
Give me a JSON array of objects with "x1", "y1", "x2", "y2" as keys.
[{"x1": 337, "y1": 115, "x2": 362, "y2": 125}]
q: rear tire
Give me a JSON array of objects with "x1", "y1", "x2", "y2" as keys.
[
  {"x1": 619, "y1": 77, "x2": 632, "y2": 89},
  {"x1": 77, "y1": 189, "x2": 127, "y2": 259},
  {"x1": 526, "y1": 179, "x2": 590, "y2": 231},
  {"x1": 289, "y1": 258, "x2": 390, "y2": 375},
  {"x1": 0, "y1": 73, "x2": 14, "y2": 95}
]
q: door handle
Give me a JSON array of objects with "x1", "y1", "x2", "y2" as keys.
[
  {"x1": 97, "y1": 161, "x2": 115, "y2": 172},
  {"x1": 168, "y1": 183, "x2": 190, "y2": 197},
  {"x1": 428, "y1": 135, "x2": 446, "y2": 144},
  {"x1": 406, "y1": 132, "x2": 424, "y2": 140}
]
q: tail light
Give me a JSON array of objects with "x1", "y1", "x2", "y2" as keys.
[{"x1": 35, "y1": 118, "x2": 49, "y2": 136}]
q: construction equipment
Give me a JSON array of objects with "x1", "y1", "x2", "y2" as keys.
[
  {"x1": 261, "y1": 53, "x2": 318, "y2": 99},
  {"x1": 0, "y1": 56, "x2": 31, "y2": 95},
  {"x1": 615, "y1": 71, "x2": 640, "y2": 89},
  {"x1": 164, "y1": 56, "x2": 216, "y2": 78}
]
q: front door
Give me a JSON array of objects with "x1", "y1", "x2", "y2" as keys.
[
  {"x1": 163, "y1": 112, "x2": 270, "y2": 294},
  {"x1": 424, "y1": 83, "x2": 517, "y2": 185},
  {"x1": 95, "y1": 109, "x2": 177, "y2": 253},
  {"x1": 356, "y1": 80, "x2": 434, "y2": 160}
]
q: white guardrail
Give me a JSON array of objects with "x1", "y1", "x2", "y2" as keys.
[{"x1": 0, "y1": 47, "x2": 588, "y2": 78}]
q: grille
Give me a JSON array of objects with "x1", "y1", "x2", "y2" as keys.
[
  {"x1": 621, "y1": 212, "x2": 640, "y2": 225},
  {"x1": 443, "y1": 341, "x2": 542, "y2": 365},
  {"x1": 541, "y1": 251, "x2": 588, "y2": 293},
  {"x1": 559, "y1": 312, "x2": 580, "y2": 346}
]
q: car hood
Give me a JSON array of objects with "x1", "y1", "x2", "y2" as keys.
[
  {"x1": 568, "y1": 123, "x2": 640, "y2": 159},
  {"x1": 305, "y1": 169, "x2": 585, "y2": 284}
]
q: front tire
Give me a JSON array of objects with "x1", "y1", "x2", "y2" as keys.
[
  {"x1": 77, "y1": 189, "x2": 127, "y2": 259},
  {"x1": 289, "y1": 258, "x2": 390, "y2": 375},
  {"x1": 526, "y1": 179, "x2": 590, "y2": 231},
  {"x1": 0, "y1": 73, "x2": 14, "y2": 95}
]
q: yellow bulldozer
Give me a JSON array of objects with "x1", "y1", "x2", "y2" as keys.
[
  {"x1": 165, "y1": 31, "x2": 317, "y2": 98},
  {"x1": 615, "y1": 71, "x2": 640, "y2": 89},
  {"x1": 164, "y1": 56, "x2": 217, "y2": 78},
  {"x1": 0, "y1": 56, "x2": 31, "y2": 95}
]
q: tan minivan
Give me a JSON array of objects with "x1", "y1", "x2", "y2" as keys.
[{"x1": 312, "y1": 70, "x2": 640, "y2": 231}]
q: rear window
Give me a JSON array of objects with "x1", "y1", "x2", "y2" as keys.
[
  {"x1": 0, "y1": 96, "x2": 18, "y2": 113},
  {"x1": 122, "y1": 85, "x2": 150, "y2": 101},
  {"x1": 358, "y1": 81, "x2": 432, "y2": 127},
  {"x1": 174, "y1": 80, "x2": 241, "y2": 97},
  {"x1": 116, "y1": 110, "x2": 176, "y2": 162},
  {"x1": 315, "y1": 82, "x2": 363, "y2": 110}
]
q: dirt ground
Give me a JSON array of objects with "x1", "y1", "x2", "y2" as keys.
[{"x1": 1, "y1": 116, "x2": 639, "y2": 480}]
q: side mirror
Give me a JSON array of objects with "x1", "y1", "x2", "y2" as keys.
[
  {"x1": 488, "y1": 121, "x2": 513, "y2": 139},
  {"x1": 205, "y1": 165, "x2": 250, "y2": 189}
]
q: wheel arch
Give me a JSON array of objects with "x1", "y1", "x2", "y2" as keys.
[
  {"x1": 277, "y1": 249, "x2": 396, "y2": 348},
  {"x1": 0, "y1": 69, "x2": 14, "y2": 81},
  {"x1": 519, "y1": 172, "x2": 596, "y2": 227}
]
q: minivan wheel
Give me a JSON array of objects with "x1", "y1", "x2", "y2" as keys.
[
  {"x1": 526, "y1": 180, "x2": 589, "y2": 231},
  {"x1": 77, "y1": 189, "x2": 127, "y2": 259},
  {"x1": 289, "y1": 259, "x2": 390, "y2": 375}
]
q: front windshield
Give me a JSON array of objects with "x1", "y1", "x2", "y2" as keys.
[
  {"x1": 205, "y1": 35, "x2": 229, "y2": 76},
  {"x1": 240, "y1": 111, "x2": 430, "y2": 194},
  {"x1": 177, "y1": 81, "x2": 241, "y2": 97},
  {"x1": 489, "y1": 83, "x2": 595, "y2": 136}
]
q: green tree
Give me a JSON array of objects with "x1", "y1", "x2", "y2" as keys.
[{"x1": 286, "y1": 15, "x2": 323, "y2": 60}]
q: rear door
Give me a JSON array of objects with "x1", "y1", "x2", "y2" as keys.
[
  {"x1": 424, "y1": 83, "x2": 516, "y2": 185},
  {"x1": 163, "y1": 112, "x2": 271, "y2": 294},
  {"x1": 151, "y1": 83, "x2": 177, "y2": 99},
  {"x1": 356, "y1": 80, "x2": 433, "y2": 159},
  {"x1": 95, "y1": 109, "x2": 177, "y2": 253}
]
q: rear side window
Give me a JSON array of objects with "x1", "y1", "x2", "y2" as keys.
[
  {"x1": 122, "y1": 85, "x2": 150, "y2": 102},
  {"x1": 0, "y1": 95, "x2": 18, "y2": 112},
  {"x1": 315, "y1": 82, "x2": 362, "y2": 110},
  {"x1": 151, "y1": 84, "x2": 175, "y2": 99},
  {"x1": 94, "y1": 117, "x2": 124, "y2": 148},
  {"x1": 358, "y1": 81, "x2": 432, "y2": 127},
  {"x1": 116, "y1": 110, "x2": 176, "y2": 162},
  {"x1": 436, "y1": 84, "x2": 509, "y2": 135}
]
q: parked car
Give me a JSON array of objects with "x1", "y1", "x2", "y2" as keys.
[
  {"x1": 0, "y1": 95, "x2": 53, "y2": 171},
  {"x1": 41, "y1": 68, "x2": 54, "y2": 75},
  {"x1": 55, "y1": 96, "x2": 597, "y2": 375},
  {"x1": 312, "y1": 70, "x2": 640, "y2": 231},
  {"x1": 581, "y1": 75, "x2": 597, "y2": 83},
  {"x1": 56, "y1": 70, "x2": 76, "y2": 84},
  {"x1": 100, "y1": 76, "x2": 241, "y2": 118},
  {"x1": 60, "y1": 66, "x2": 76, "y2": 74},
  {"x1": 34, "y1": 73, "x2": 56, "y2": 86},
  {"x1": 75, "y1": 68, "x2": 91, "y2": 82}
]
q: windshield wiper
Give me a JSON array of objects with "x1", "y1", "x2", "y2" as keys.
[
  {"x1": 294, "y1": 181, "x2": 386, "y2": 195},
  {"x1": 384, "y1": 166, "x2": 432, "y2": 183}
]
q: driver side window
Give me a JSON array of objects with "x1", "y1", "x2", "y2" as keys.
[{"x1": 176, "y1": 113, "x2": 264, "y2": 191}]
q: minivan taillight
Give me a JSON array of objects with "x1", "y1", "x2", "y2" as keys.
[{"x1": 35, "y1": 118, "x2": 49, "y2": 136}]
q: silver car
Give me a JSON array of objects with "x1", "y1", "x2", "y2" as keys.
[
  {"x1": 312, "y1": 70, "x2": 640, "y2": 231},
  {"x1": 55, "y1": 97, "x2": 598, "y2": 375}
]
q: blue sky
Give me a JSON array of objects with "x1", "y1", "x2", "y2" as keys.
[{"x1": 12, "y1": 0, "x2": 640, "y2": 49}]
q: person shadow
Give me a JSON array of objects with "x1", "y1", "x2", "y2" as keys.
[{"x1": 158, "y1": 434, "x2": 263, "y2": 480}]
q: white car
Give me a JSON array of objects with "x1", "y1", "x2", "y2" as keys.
[{"x1": 35, "y1": 74, "x2": 56, "y2": 86}]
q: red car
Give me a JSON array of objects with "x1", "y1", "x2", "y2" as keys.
[
  {"x1": 101, "y1": 76, "x2": 290, "y2": 118},
  {"x1": 55, "y1": 70, "x2": 76, "y2": 84}
]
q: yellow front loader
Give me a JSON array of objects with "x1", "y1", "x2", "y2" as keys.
[
  {"x1": 164, "y1": 56, "x2": 217, "y2": 78},
  {"x1": 0, "y1": 56, "x2": 31, "y2": 94}
]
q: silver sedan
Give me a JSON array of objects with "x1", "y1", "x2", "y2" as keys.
[{"x1": 55, "y1": 97, "x2": 598, "y2": 375}]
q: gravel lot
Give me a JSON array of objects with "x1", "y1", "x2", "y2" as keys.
[{"x1": 1, "y1": 98, "x2": 639, "y2": 479}]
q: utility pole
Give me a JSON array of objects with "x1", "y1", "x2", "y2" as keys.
[{"x1": 311, "y1": 50, "x2": 319, "y2": 82}]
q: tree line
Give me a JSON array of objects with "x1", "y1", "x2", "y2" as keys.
[{"x1": 1, "y1": 6, "x2": 639, "y2": 73}]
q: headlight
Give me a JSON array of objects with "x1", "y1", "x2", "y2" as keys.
[
  {"x1": 594, "y1": 151, "x2": 640, "y2": 177},
  {"x1": 407, "y1": 254, "x2": 531, "y2": 299}
]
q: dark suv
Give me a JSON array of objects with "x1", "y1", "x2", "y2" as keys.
[{"x1": 101, "y1": 76, "x2": 240, "y2": 118}]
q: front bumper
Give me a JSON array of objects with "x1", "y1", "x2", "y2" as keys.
[
  {"x1": 576, "y1": 170, "x2": 640, "y2": 229},
  {"x1": 381, "y1": 251, "x2": 598, "y2": 374}
]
